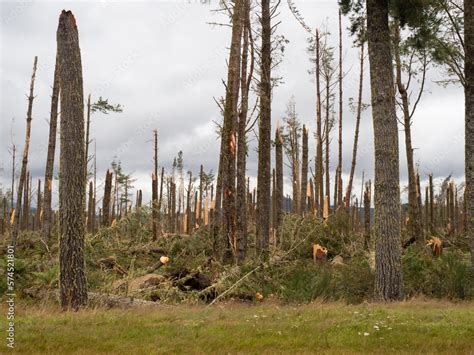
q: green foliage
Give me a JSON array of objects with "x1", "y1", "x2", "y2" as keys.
[
  {"x1": 31, "y1": 266, "x2": 59, "y2": 288},
  {"x1": 403, "y1": 248, "x2": 473, "y2": 299},
  {"x1": 91, "y1": 97, "x2": 123, "y2": 114}
]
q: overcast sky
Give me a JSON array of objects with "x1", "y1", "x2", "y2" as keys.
[{"x1": 0, "y1": 0, "x2": 465, "y2": 208}]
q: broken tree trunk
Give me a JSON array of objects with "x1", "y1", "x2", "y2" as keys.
[
  {"x1": 57, "y1": 10, "x2": 88, "y2": 310},
  {"x1": 42, "y1": 54, "x2": 60, "y2": 242},
  {"x1": 12, "y1": 56, "x2": 37, "y2": 246}
]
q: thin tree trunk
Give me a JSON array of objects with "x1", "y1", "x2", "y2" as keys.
[
  {"x1": 57, "y1": 10, "x2": 87, "y2": 310},
  {"x1": 11, "y1": 144, "x2": 16, "y2": 210},
  {"x1": 92, "y1": 144, "x2": 97, "y2": 233},
  {"x1": 300, "y1": 125, "x2": 308, "y2": 215},
  {"x1": 12, "y1": 56, "x2": 37, "y2": 246},
  {"x1": 41, "y1": 51, "x2": 59, "y2": 241},
  {"x1": 87, "y1": 181, "x2": 93, "y2": 232},
  {"x1": 345, "y1": 43, "x2": 365, "y2": 208},
  {"x1": 152, "y1": 130, "x2": 158, "y2": 240},
  {"x1": 464, "y1": 0, "x2": 474, "y2": 269},
  {"x1": 429, "y1": 173, "x2": 434, "y2": 233},
  {"x1": 315, "y1": 29, "x2": 324, "y2": 217},
  {"x1": 158, "y1": 166, "x2": 164, "y2": 235},
  {"x1": 152, "y1": 173, "x2": 158, "y2": 240},
  {"x1": 35, "y1": 179, "x2": 42, "y2": 230},
  {"x1": 367, "y1": 0, "x2": 403, "y2": 301},
  {"x1": 337, "y1": 9, "x2": 344, "y2": 207},
  {"x1": 393, "y1": 24, "x2": 424, "y2": 244},
  {"x1": 275, "y1": 127, "x2": 284, "y2": 243},
  {"x1": 186, "y1": 172, "x2": 193, "y2": 234},
  {"x1": 364, "y1": 180, "x2": 372, "y2": 249},
  {"x1": 22, "y1": 171, "x2": 30, "y2": 230},
  {"x1": 102, "y1": 170, "x2": 112, "y2": 227},
  {"x1": 324, "y1": 76, "x2": 331, "y2": 211},
  {"x1": 199, "y1": 164, "x2": 204, "y2": 227},
  {"x1": 256, "y1": 0, "x2": 272, "y2": 258},
  {"x1": 84, "y1": 94, "x2": 91, "y2": 188}
]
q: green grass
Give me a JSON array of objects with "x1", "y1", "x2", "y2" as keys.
[{"x1": 4, "y1": 300, "x2": 474, "y2": 354}]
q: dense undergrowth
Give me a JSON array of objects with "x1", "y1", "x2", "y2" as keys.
[{"x1": 1, "y1": 209, "x2": 472, "y2": 305}]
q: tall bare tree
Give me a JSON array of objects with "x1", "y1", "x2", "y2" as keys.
[
  {"x1": 236, "y1": 0, "x2": 253, "y2": 262},
  {"x1": 275, "y1": 127, "x2": 284, "y2": 241},
  {"x1": 220, "y1": 0, "x2": 243, "y2": 261},
  {"x1": 57, "y1": 10, "x2": 87, "y2": 309},
  {"x1": 345, "y1": 43, "x2": 365, "y2": 208},
  {"x1": 12, "y1": 56, "x2": 37, "y2": 247},
  {"x1": 300, "y1": 125, "x2": 309, "y2": 215},
  {"x1": 337, "y1": 9, "x2": 344, "y2": 207},
  {"x1": 42, "y1": 55, "x2": 60, "y2": 241}
]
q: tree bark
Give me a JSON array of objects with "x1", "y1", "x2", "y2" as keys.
[
  {"x1": 337, "y1": 9, "x2": 344, "y2": 207},
  {"x1": 324, "y1": 74, "x2": 331, "y2": 211},
  {"x1": 315, "y1": 29, "x2": 324, "y2": 217},
  {"x1": 367, "y1": 0, "x2": 403, "y2": 301},
  {"x1": 12, "y1": 56, "x2": 37, "y2": 246},
  {"x1": 236, "y1": 0, "x2": 252, "y2": 263},
  {"x1": 275, "y1": 127, "x2": 284, "y2": 243},
  {"x1": 102, "y1": 169, "x2": 112, "y2": 227},
  {"x1": 152, "y1": 130, "x2": 158, "y2": 240},
  {"x1": 464, "y1": 0, "x2": 474, "y2": 270},
  {"x1": 35, "y1": 179, "x2": 42, "y2": 230},
  {"x1": 364, "y1": 180, "x2": 372, "y2": 249},
  {"x1": 300, "y1": 125, "x2": 308, "y2": 215},
  {"x1": 57, "y1": 10, "x2": 87, "y2": 310},
  {"x1": 256, "y1": 0, "x2": 272, "y2": 258},
  {"x1": 42, "y1": 55, "x2": 60, "y2": 241},
  {"x1": 22, "y1": 171, "x2": 30, "y2": 230},
  {"x1": 221, "y1": 0, "x2": 243, "y2": 262}
]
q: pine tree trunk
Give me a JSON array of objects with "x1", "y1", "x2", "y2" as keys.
[
  {"x1": 57, "y1": 10, "x2": 87, "y2": 310},
  {"x1": 12, "y1": 56, "x2": 37, "y2": 246},
  {"x1": 315, "y1": 30, "x2": 324, "y2": 217},
  {"x1": 393, "y1": 24, "x2": 423, "y2": 244},
  {"x1": 300, "y1": 125, "x2": 308, "y2": 215},
  {"x1": 22, "y1": 172, "x2": 30, "y2": 230},
  {"x1": 464, "y1": 0, "x2": 474, "y2": 270},
  {"x1": 11, "y1": 144, "x2": 16, "y2": 210},
  {"x1": 221, "y1": 0, "x2": 243, "y2": 262},
  {"x1": 345, "y1": 43, "x2": 365, "y2": 208},
  {"x1": 325, "y1": 72, "x2": 331, "y2": 212},
  {"x1": 42, "y1": 55, "x2": 60, "y2": 242},
  {"x1": 364, "y1": 180, "x2": 372, "y2": 249},
  {"x1": 337, "y1": 9, "x2": 344, "y2": 207},
  {"x1": 236, "y1": 0, "x2": 252, "y2": 262},
  {"x1": 429, "y1": 173, "x2": 434, "y2": 233},
  {"x1": 102, "y1": 170, "x2": 112, "y2": 227},
  {"x1": 87, "y1": 181, "x2": 93, "y2": 232},
  {"x1": 198, "y1": 164, "x2": 204, "y2": 227},
  {"x1": 35, "y1": 179, "x2": 42, "y2": 230},
  {"x1": 367, "y1": 0, "x2": 403, "y2": 301},
  {"x1": 84, "y1": 94, "x2": 91, "y2": 189},
  {"x1": 275, "y1": 128, "x2": 284, "y2": 243},
  {"x1": 152, "y1": 130, "x2": 159, "y2": 240},
  {"x1": 256, "y1": 0, "x2": 272, "y2": 258},
  {"x1": 186, "y1": 172, "x2": 193, "y2": 234}
]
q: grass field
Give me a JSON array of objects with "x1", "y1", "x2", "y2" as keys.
[{"x1": 4, "y1": 300, "x2": 474, "y2": 354}]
